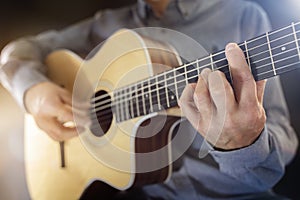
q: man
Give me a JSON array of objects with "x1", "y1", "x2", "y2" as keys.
[{"x1": 0, "y1": 0, "x2": 298, "y2": 199}]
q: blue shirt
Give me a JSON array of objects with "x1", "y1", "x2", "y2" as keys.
[{"x1": 0, "y1": 0, "x2": 298, "y2": 199}]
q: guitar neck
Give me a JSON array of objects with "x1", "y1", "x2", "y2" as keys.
[{"x1": 113, "y1": 22, "x2": 300, "y2": 122}]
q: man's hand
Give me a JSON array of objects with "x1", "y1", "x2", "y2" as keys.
[
  {"x1": 25, "y1": 81, "x2": 79, "y2": 141},
  {"x1": 179, "y1": 43, "x2": 266, "y2": 150}
]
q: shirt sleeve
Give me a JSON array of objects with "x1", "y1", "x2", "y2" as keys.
[
  {"x1": 0, "y1": 14, "x2": 99, "y2": 110},
  {"x1": 206, "y1": 2, "x2": 298, "y2": 191}
]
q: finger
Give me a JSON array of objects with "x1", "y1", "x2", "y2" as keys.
[
  {"x1": 60, "y1": 90, "x2": 72, "y2": 105},
  {"x1": 53, "y1": 119, "x2": 78, "y2": 140},
  {"x1": 194, "y1": 75, "x2": 212, "y2": 115},
  {"x1": 73, "y1": 99, "x2": 90, "y2": 110},
  {"x1": 179, "y1": 84, "x2": 202, "y2": 126},
  {"x1": 256, "y1": 80, "x2": 267, "y2": 103},
  {"x1": 72, "y1": 106, "x2": 92, "y2": 128},
  {"x1": 178, "y1": 83, "x2": 196, "y2": 108},
  {"x1": 200, "y1": 68, "x2": 211, "y2": 85},
  {"x1": 225, "y1": 43, "x2": 257, "y2": 106},
  {"x1": 208, "y1": 71, "x2": 236, "y2": 111},
  {"x1": 57, "y1": 104, "x2": 74, "y2": 123},
  {"x1": 36, "y1": 117, "x2": 77, "y2": 141}
]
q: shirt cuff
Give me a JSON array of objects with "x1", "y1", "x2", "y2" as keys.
[
  {"x1": 12, "y1": 64, "x2": 49, "y2": 111},
  {"x1": 208, "y1": 127, "x2": 270, "y2": 174}
]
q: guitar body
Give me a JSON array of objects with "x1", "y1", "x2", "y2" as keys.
[{"x1": 24, "y1": 29, "x2": 186, "y2": 199}]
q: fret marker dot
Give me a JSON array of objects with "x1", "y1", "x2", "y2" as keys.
[
  {"x1": 171, "y1": 95, "x2": 175, "y2": 100},
  {"x1": 145, "y1": 94, "x2": 148, "y2": 98},
  {"x1": 281, "y1": 46, "x2": 286, "y2": 51}
]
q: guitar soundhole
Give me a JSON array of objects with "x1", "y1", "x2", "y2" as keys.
[{"x1": 89, "y1": 90, "x2": 112, "y2": 137}]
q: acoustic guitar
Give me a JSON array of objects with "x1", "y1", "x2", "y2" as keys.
[{"x1": 24, "y1": 23, "x2": 300, "y2": 200}]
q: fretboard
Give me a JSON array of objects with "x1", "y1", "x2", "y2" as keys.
[{"x1": 114, "y1": 22, "x2": 300, "y2": 123}]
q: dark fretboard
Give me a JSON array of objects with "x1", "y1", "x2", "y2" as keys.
[{"x1": 113, "y1": 22, "x2": 300, "y2": 123}]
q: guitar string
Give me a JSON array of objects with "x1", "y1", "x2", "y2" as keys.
[
  {"x1": 90, "y1": 25, "x2": 300, "y2": 105},
  {"x1": 88, "y1": 38, "x2": 297, "y2": 114},
  {"x1": 109, "y1": 32, "x2": 299, "y2": 103},
  {"x1": 90, "y1": 38, "x2": 297, "y2": 110},
  {"x1": 91, "y1": 40, "x2": 300, "y2": 111},
  {"x1": 90, "y1": 22, "x2": 300, "y2": 103},
  {"x1": 90, "y1": 46, "x2": 300, "y2": 120},
  {"x1": 87, "y1": 57, "x2": 300, "y2": 129},
  {"x1": 74, "y1": 23, "x2": 300, "y2": 123},
  {"x1": 88, "y1": 52, "x2": 300, "y2": 124}
]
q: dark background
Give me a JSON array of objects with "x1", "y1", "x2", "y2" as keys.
[{"x1": 0, "y1": 0, "x2": 299, "y2": 199}]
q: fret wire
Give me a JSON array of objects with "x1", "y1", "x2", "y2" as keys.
[
  {"x1": 245, "y1": 22, "x2": 300, "y2": 49},
  {"x1": 110, "y1": 47, "x2": 300, "y2": 113},
  {"x1": 196, "y1": 59, "x2": 200, "y2": 75},
  {"x1": 244, "y1": 39, "x2": 296, "y2": 63},
  {"x1": 94, "y1": 37, "x2": 299, "y2": 110},
  {"x1": 210, "y1": 54, "x2": 214, "y2": 71},
  {"x1": 94, "y1": 58, "x2": 300, "y2": 122},
  {"x1": 94, "y1": 53, "x2": 300, "y2": 121},
  {"x1": 96, "y1": 44, "x2": 300, "y2": 114},
  {"x1": 266, "y1": 32, "x2": 277, "y2": 75},
  {"x1": 126, "y1": 89, "x2": 131, "y2": 120},
  {"x1": 141, "y1": 82, "x2": 146, "y2": 115},
  {"x1": 93, "y1": 26, "x2": 300, "y2": 104},
  {"x1": 292, "y1": 22, "x2": 300, "y2": 60},
  {"x1": 114, "y1": 92, "x2": 120, "y2": 122},
  {"x1": 257, "y1": 57, "x2": 300, "y2": 78},
  {"x1": 120, "y1": 90, "x2": 125, "y2": 122},
  {"x1": 99, "y1": 47, "x2": 299, "y2": 114},
  {"x1": 248, "y1": 45, "x2": 298, "y2": 68},
  {"x1": 218, "y1": 53, "x2": 300, "y2": 79},
  {"x1": 101, "y1": 32, "x2": 298, "y2": 106},
  {"x1": 118, "y1": 57, "x2": 300, "y2": 122},
  {"x1": 113, "y1": 34, "x2": 300, "y2": 103},
  {"x1": 135, "y1": 84, "x2": 140, "y2": 117},
  {"x1": 129, "y1": 86, "x2": 134, "y2": 118},
  {"x1": 183, "y1": 64, "x2": 188, "y2": 85},
  {"x1": 244, "y1": 40, "x2": 252, "y2": 72},
  {"x1": 148, "y1": 55, "x2": 300, "y2": 109},
  {"x1": 92, "y1": 25, "x2": 300, "y2": 122},
  {"x1": 173, "y1": 69, "x2": 179, "y2": 100},
  {"x1": 155, "y1": 76, "x2": 161, "y2": 110},
  {"x1": 164, "y1": 72, "x2": 170, "y2": 108},
  {"x1": 94, "y1": 27, "x2": 300, "y2": 109},
  {"x1": 125, "y1": 88, "x2": 131, "y2": 119},
  {"x1": 93, "y1": 55, "x2": 300, "y2": 123},
  {"x1": 148, "y1": 78, "x2": 153, "y2": 112}
]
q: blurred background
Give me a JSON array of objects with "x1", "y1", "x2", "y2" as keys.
[{"x1": 0, "y1": 0, "x2": 300, "y2": 199}]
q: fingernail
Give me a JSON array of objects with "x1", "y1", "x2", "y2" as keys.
[{"x1": 226, "y1": 43, "x2": 237, "y2": 51}]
